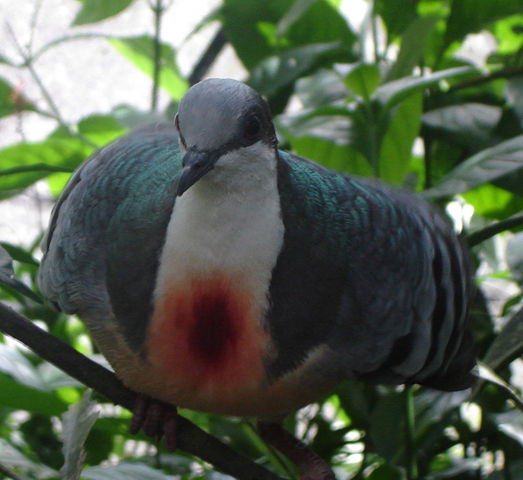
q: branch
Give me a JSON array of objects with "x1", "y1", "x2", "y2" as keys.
[
  {"x1": 448, "y1": 66, "x2": 523, "y2": 93},
  {"x1": 188, "y1": 28, "x2": 228, "y2": 86},
  {"x1": 149, "y1": 0, "x2": 165, "y2": 112},
  {"x1": 0, "y1": 302, "x2": 283, "y2": 480},
  {"x1": 466, "y1": 211, "x2": 523, "y2": 247}
]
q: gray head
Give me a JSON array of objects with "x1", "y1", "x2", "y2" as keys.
[{"x1": 175, "y1": 79, "x2": 276, "y2": 195}]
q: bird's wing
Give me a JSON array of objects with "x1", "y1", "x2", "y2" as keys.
[
  {"x1": 270, "y1": 151, "x2": 473, "y2": 390},
  {"x1": 38, "y1": 123, "x2": 181, "y2": 350}
]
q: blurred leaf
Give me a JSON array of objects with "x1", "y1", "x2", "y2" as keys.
[
  {"x1": 0, "y1": 242, "x2": 39, "y2": 266},
  {"x1": 375, "y1": 66, "x2": 475, "y2": 111},
  {"x1": 344, "y1": 63, "x2": 381, "y2": 99},
  {"x1": 476, "y1": 362, "x2": 523, "y2": 411},
  {"x1": 295, "y1": 69, "x2": 348, "y2": 108},
  {"x1": 507, "y1": 232, "x2": 523, "y2": 282},
  {"x1": 222, "y1": 0, "x2": 355, "y2": 69},
  {"x1": 61, "y1": 390, "x2": 99, "y2": 480},
  {"x1": 463, "y1": 184, "x2": 523, "y2": 220},
  {"x1": 277, "y1": 0, "x2": 318, "y2": 36},
  {"x1": 78, "y1": 115, "x2": 127, "y2": 146},
  {"x1": 83, "y1": 462, "x2": 173, "y2": 480},
  {"x1": 444, "y1": 0, "x2": 523, "y2": 47},
  {"x1": 0, "y1": 371, "x2": 67, "y2": 415},
  {"x1": 369, "y1": 392, "x2": 406, "y2": 463},
  {"x1": 506, "y1": 75, "x2": 523, "y2": 128},
  {"x1": 422, "y1": 103, "x2": 502, "y2": 150},
  {"x1": 483, "y1": 305, "x2": 523, "y2": 371},
  {"x1": 109, "y1": 36, "x2": 188, "y2": 100},
  {"x1": 72, "y1": 0, "x2": 134, "y2": 26},
  {"x1": 386, "y1": 16, "x2": 439, "y2": 81},
  {"x1": 248, "y1": 42, "x2": 341, "y2": 97},
  {"x1": 494, "y1": 410, "x2": 523, "y2": 447},
  {"x1": 424, "y1": 135, "x2": 523, "y2": 198},
  {"x1": 0, "y1": 245, "x2": 41, "y2": 303},
  {"x1": 0, "y1": 438, "x2": 58, "y2": 478},
  {"x1": 0, "y1": 138, "x2": 91, "y2": 199},
  {"x1": 374, "y1": 0, "x2": 418, "y2": 38},
  {"x1": 379, "y1": 92, "x2": 422, "y2": 184},
  {"x1": 366, "y1": 463, "x2": 406, "y2": 480},
  {"x1": 0, "y1": 77, "x2": 35, "y2": 117}
]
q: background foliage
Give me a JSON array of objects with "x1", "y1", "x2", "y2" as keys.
[{"x1": 1, "y1": 0, "x2": 523, "y2": 479}]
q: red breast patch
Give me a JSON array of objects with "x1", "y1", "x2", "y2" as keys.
[{"x1": 147, "y1": 273, "x2": 269, "y2": 393}]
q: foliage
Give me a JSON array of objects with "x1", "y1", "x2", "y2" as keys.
[{"x1": 1, "y1": 0, "x2": 523, "y2": 479}]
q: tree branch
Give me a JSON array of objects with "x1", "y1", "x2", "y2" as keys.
[{"x1": 0, "y1": 302, "x2": 283, "y2": 480}]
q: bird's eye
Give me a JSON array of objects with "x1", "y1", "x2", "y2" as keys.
[{"x1": 243, "y1": 115, "x2": 261, "y2": 140}]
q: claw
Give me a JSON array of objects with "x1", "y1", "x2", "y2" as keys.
[{"x1": 130, "y1": 395, "x2": 178, "y2": 452}]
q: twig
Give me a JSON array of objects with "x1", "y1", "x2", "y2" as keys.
[
  {"x1": 0, "y1": 302, "x2": 283, "y2": 480},
  {"x1": 448, "y1": 66, "x2": 523, "y2": 93},
  {"x1": 466, "y1": 211, "x2": 523, "y2": 247},
  {"x1": 0, "y1": 463, "x2": 23, "y2": 480},
  {"x1": 149, "y1": 0, "x2": 165, "y2": 112},
  {"x1": 188, "y1": 28, "x2": 227, "y2": 86}
]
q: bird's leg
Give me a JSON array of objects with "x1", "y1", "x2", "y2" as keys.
[
  {"x1": 130, "y1": 394, "x2": 178, "y2": 451},
  {"x1": 257, "y1": 421, "x2": 336, "y2": 480}
]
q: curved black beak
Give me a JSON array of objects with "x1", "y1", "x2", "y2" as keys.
[{"x1": 176, "y1": 148, "x2": 220, "y2": 196}]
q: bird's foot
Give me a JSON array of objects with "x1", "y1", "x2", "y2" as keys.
[
  {"x1": 130, "y1": 395, "x2": 178, "y2": 451},
  {"x1": 257, "y1": 421, "x2": 336, "y2": 480}
]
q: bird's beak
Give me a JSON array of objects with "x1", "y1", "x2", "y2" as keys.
[{"x1": 176, "y1": 148, "x2": 220, "y2": 196}]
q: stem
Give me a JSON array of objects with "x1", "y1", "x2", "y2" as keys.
[
  {"x1": 150, "y1": 0, "x2": 165, "y2": 112},
  {"x1": 188, "y1": 28, "x2": 227, "y2": 86},
  {"x1": 404, "y1": 386, "x2": 418, "y2": 480}
]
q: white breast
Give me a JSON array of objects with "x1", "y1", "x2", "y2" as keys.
[{"x1": 154, "y1": 141, "x2": 284, "y2": 321}]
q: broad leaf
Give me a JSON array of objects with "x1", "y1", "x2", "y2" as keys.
[
  {"x1": 248, "y1": 42, "x2": 341, "y2": 97},
  {"x1": 0, "y1": 138, "x2": 90, "y2": 199},
  {"x1": 423, "y1": 103, "x2": 502, "y2": 150},
  {"x1": 0, "y1": 439, "x2": 58, "y2": 478},
  {"x1": 375, "y1": 66, "x2": 475, "y2": 112},
  {"x1": 344, "y1": 63, "x2": 381, "y2": 100},
  {"x1": 483, "y1": 306, "x2": 523, "y2": 371},
  {"x1": 83, "y1": 462, "x2": 172, "y2": 480},
  {"x1": 379, "y1": 92, "x2": 422, "y2": 184},
  {"x1": 61, "y1": 391, "x2": 99, "y2": 480},
  {"x1": 385, "y1": 16, "x2": 439, "y2": 81},
  {"x1": 109, "y1": 36, "x2": 187, "y2": 101},
  {"x1": 0, "y1": 245, "x2": 41, "y2": 302},
  {"x1": 72, "y1": 0, "x2": 134, "y2": 26},
  {"x1": 0, "y1": 77, "x2": 35, "y2": 118},
  {"x1": 424, "y1": 135, "x2": 523, "y2": 198},
  {"x1": 78, "y1": 115, "x2": 127, "y2": 146}
]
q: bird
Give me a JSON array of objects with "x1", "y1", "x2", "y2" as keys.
[{"x1": 38, "y1": 78, "x2": 476, "y2": 480}]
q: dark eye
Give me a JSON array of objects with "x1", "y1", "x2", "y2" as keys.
[{"x1": 243, "y1": 115, "x2": 261, "y2": 140}]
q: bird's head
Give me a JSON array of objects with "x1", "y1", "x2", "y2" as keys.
[{"x1": 174, "y1": 78, "x2": 277, "y2": 196}]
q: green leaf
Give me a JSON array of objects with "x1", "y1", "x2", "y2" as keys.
[
  {"x1": 248, "y1": 42, "x2": 341, "y2": 97},
  {"x1": 61, "y1": 390, "x2": 99, "y2": 480},
  {"x1": 221, "y1": 0, "x2": 355, "y2": 69},
  {"x1": 385, "y1": 16, "x2": 439, "y2": 81},
  {"x1": 0, "y1": 77, "x2": 35, "y2": 118},
  {"x1": 379, "y1": 92, "x2": 422, "y2": 184},
  {"x1": 0, "y1": 372, "x2": 68, "y2": 415},
  {"x1": 462, "y1": 184, "x2": 523, "y2": 220},
  {"x1": 344, "y1": 63, "x2": 381, "y2": 100},
  {"x1": 0, "y1": 242, "x2": 39, "y2": 266},
  {"x1": 109, "y1": 36, "x2": 187, "y2": 101},
  {"x1": 277, "y1": 0, "x2": 318, "y2": 37},
  {"x1": 78, "y1": 115, "x2": 127, "y2": 146},
  {"x1": 483, "y1": 306, "x2": 523, "y2": 371},
  {"x1": 0, "y1": 138, "x2": 91, "y2": 199},
  {"x1": 374, "y1": 0, "x2": 418, "y2": 38},
  {"x1": 0, "y1": 439, "x2": 58, "y2": 478},
  {"x1": 424, "y1": 135, "x2": 523, "y2": 198},
  {"x1": 422, "y1": 103, "x2": 502, "y2": 150},
  {"x1": 72, "y1": 0, "x2": 134, "y2": 26},
  {"x1": 507, "y1": 232, "x2": 523, "y2": 282},
  {"x1": 375, "y1": 66, "x2": 474, "y2": 113},
  {"x1": 83, "y1": 462, "x2": 172, "y2": 480},
  {"x1": 444, "y1": 0, "x2": 523, "y2": 48},
  {"x1": 0, "y1": 245, "x2": 41, "y2": 303}
]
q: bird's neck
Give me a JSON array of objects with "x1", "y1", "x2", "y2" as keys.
[{"x1": 154, "y1": 141, "x2": 284, "y2": 307}]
